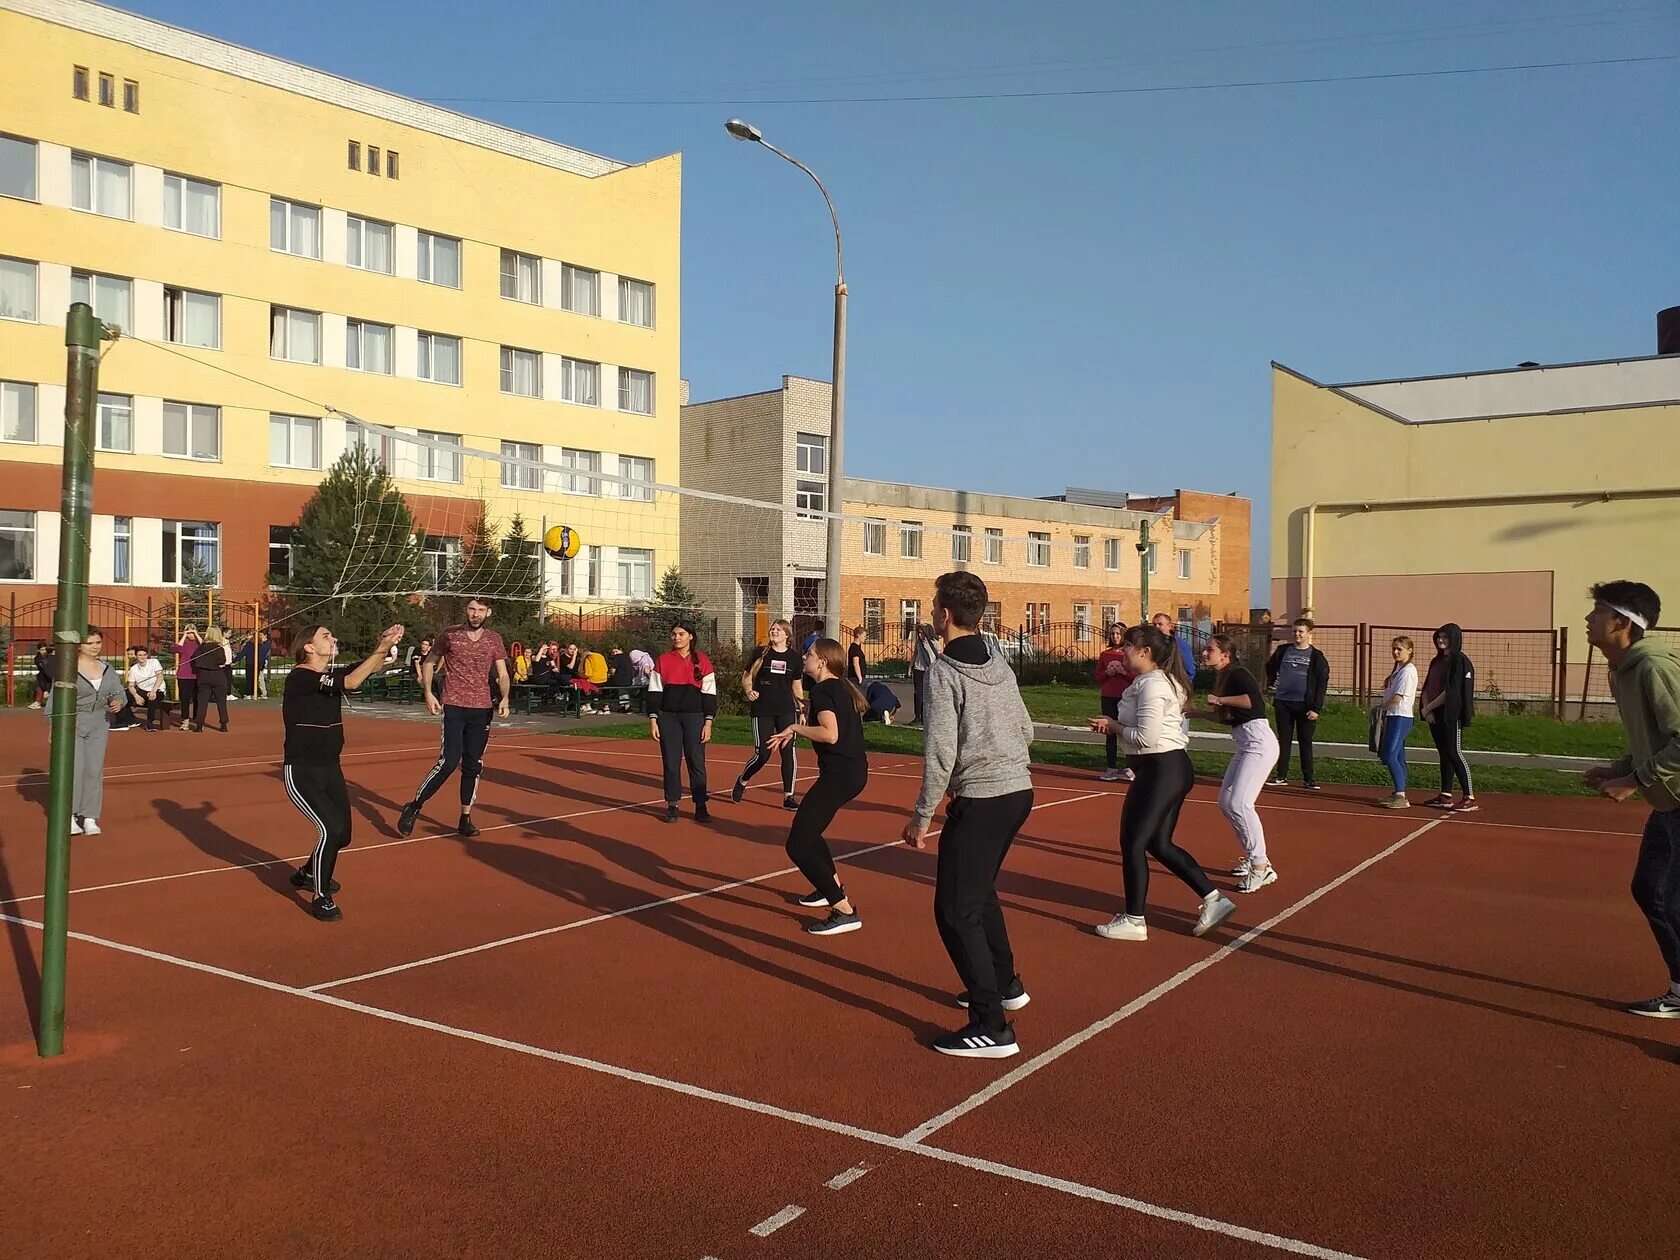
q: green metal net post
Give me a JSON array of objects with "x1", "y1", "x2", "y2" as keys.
[{"x1": 37, "y1": 303, "x2": 105, "y2": 1059}]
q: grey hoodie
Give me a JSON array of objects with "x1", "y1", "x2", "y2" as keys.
[{"x1": 913, "y1": 636, "x2": 1036, "y2": 827}]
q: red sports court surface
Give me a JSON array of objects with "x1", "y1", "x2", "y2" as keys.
[{"x1": 1, "y1": 709, "x2": 1674, "y2": 1259}]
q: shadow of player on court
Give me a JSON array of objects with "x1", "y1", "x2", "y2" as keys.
[
  {"x1": 152, "y1": 798, "x2": 301, "y2": 903},
  {"x1": 0, "y1": 843, "x2": 42, "y2": 1041}
]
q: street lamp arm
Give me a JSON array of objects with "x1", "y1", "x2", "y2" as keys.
[{"x1": 758, "y1": 139, "x2": 844, "y2": 286}]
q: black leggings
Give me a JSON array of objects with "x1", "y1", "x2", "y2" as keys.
[
  {"x1": 786, "y1": 768, "x2": 867, "y2": 904},
  {"x1": 1273, "y1": 700, "x2": 1317, "y2": 783},
  {"x1": 413, "y1": 705, "x2": 493, "y2": 810},
  {"x1": 284, "y1": 762, "x2": 352, "y2": 898},
  {"x1": 656, "y1": 711, "x2": 709, "y2": 804},
  {"x1": 1121, "y1": 750, "x2": 1213, "y2": 917},
  {"x1": 1429, "y1": 718, "x2": 1474, "y2": 796},
  {"x1": 177, "y1": 678, "x2": 197, "y2": 722},
  {"x1": 1102, "y1": 694, "x2": 1123, "y2": 769},
  {"x1": 740, "y1": 711, "x2": 797, "y2": 795},
  {"x1": 195, "y1": 675, "x2": 229, "y2": 730}
]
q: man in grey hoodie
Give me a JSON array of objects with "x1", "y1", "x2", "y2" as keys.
[{"x1": 903, "y1": 571, "x2": 1038, "y2": 1059}]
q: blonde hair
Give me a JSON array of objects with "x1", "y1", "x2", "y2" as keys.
[
  {"x1": 202, "y1": 626, "x2": 226, "y2": 646},
  {"x1": 749, "y1": 619, "x2": 795, "y2": 685}
]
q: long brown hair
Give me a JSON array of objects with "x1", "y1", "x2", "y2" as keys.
[
  {"x1": 1206, "y1": 632, "x2": 1240, "y2": 690},
  {"x1": 749, "y1": 619, "x2": 793, "y2": 685},
  {"x1": 290, "y1": 624, "x2": 327, "y2": 663},
  {"x1": 1122, "y1": 624, "x2": 1191, "y2": 698},
  {"x1": 807, "y1": 638, "x2": 868, "y2": 716}
]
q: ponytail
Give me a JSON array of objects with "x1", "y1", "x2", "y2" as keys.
[{"x1": 1122, "y1": 624, "x2": 1191, "y2": 699}]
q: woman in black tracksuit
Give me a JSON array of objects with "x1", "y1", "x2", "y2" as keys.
[
  {"x1": 733, "y1": 618, "x2": 804, "y2": 809},
  {"x1": 648, "y1": 622, "x2": 717, "y2": 823},
  {"x1": 1419, "y1": 622, "x2": 1478, "y2": 812},
  {"x1": 191, "y1": 627, "x2": 233, "y2": 732},
  {"x1": 766, "y1": 638, "x2": 869, "y2": 937},
  {"x1": 283, "y1": 622, "x2": 405, "y2": 921}
]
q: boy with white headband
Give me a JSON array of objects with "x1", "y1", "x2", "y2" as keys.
[{"x1": 1583, "y1": 580, "x2": 1680, "y2": 1019}]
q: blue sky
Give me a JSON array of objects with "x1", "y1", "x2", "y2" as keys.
[{"x1": 129, "y1": 0, "x2": 1680, "y2": 594}]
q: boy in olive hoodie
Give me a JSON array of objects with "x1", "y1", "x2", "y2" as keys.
[{"x1": 1583, "y1": 581, "x2": 1680, "y2": 1019}]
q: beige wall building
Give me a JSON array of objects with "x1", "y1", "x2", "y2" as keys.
[{"x1": 681, "y1": 377, "x2": 1250, "y2": 646}]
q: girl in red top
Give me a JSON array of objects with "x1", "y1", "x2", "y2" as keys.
[
  {"x1": 648, "y1": 622, "x2": 718, "y2": 823},
  {"x1": 1096, "y1": 621, "x2": 1136, "y2": 782}
]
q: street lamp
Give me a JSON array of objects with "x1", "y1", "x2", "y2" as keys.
[{"x1": 726, "y1": 117, "x2": 848, "y2": 638}]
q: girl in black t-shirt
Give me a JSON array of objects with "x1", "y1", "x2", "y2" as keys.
[
  {"x1": 1191, "y1": 634, "x2": 1280, "y2": 893},
  {"x1": 846, "y1": 626, "x2": 868, "y2": 687},
  {"x1": 283, "y1": 622, "x2": 405, "y2": 922},
  {"x1": 732, "y1": 619, "x2": 805, "y2": 807},
  {"x1": 766, "y1": 638, "x2": 869, "y2": 936}
]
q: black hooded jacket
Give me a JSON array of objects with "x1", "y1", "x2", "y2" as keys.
[{"x1": 1429, "y1": 623, "x2": 1476, "y2": 728}]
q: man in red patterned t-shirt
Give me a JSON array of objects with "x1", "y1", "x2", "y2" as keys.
[{"x1": 397, "y1": 597, "x2": 510, "y2": 839}]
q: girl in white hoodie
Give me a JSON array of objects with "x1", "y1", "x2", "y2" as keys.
[{"x1": 1089, "y1": 624, "x2": 1237, "y2": 942}]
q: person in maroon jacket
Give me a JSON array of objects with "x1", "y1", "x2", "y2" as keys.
[
  {"x1": 1096, "y1": 621, "x2": 1135, "y2": 782},
  {"x1": 648, "y1": 622, "x2": 717, "y2": 823}
]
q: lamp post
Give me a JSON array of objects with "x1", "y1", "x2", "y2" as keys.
[{"x1": 726, "y1": 118, "x2": 848, "y2": 637}]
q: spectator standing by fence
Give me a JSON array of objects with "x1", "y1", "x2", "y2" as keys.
[
  {"x1": 1420, "y1": 623, "x2": 1477, "y2": 812},
  {"x1": 1377, "y1": 637, "x2": 1419, "y2": 809},
  {"x1": 29, "y1": 642, "x2": 50, "y2": 709},
  {"x1": 1096, "y1": 622, "x2": 1135, "y2": 783},
  {"x1": 173, "y1": 626, "x2": 201, "y2": 731},
  {"x1": 1266, "y1": 618, "x2": 1329, "y2": 790},
  {"x1": 1583, "y1": 581, "x2": 1680, "y2": 1019}
]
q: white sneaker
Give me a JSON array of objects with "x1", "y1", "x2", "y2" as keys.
[
  {"x1": 81, "y1": 818, "x2": 102, "y2": 836},
  {"x1": 1231, "y1": 856, "x2": 1253, "y2": 877},
  {"x1": 1099, "y1": 768, "x2": 1123, "y2": 782},
  {"x1": 1118, "y1": 768, "x2": 1135, "y2": 782},
  {"x1": 1194, "y1": 893, "x2": 1238, "y2": 937},
  {"x1": 27, "y1": 701, "x2": 42, "y2": 710},
  {"x1": 69, "y1": 817, "x2": 84, "y2": 835},
  {"x1": 1096, "y1": 914, "x2": 1148, "y2": 941},
  {"x1": 1238, "y1": 865, "x2": 1277, "y2": 893}
]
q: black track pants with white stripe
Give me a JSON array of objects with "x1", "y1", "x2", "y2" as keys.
[
  {"x1": 284, "y1": 761, "x2": 352, "y2": 898},
  {"x1": 739, "y1": 711, "x2": 797, "y2": 795},
  {"x1": 1429, "y1": 718, "x2": 1474, "y2": 796},
  {"x1": 412, "y1": 705, "x2": 494, "y2": 810}
]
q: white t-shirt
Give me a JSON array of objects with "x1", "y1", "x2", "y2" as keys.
[
  {"x1": 1382, "y1": 662, "x2": 1419, "y2": 716},
  {"x1": 1117, "y1": 670, "x2": 1191, "y2": 754},
  {"x1": 128, "y1": 658, "x2": 164, "y2": 695}
]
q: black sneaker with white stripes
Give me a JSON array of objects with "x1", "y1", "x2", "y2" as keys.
[
  {"x1": 957, "y1": 975, "x2": 1030, "y2": 1012},
  {"x1": 309, "y1": 896, "x2": 343, "y2": 923},
  {"x1": 806, "y1": 908, "x2": 861, "y2": 936},
  {"x1": 933, "y1": 1021, "x2": 1019, "y2": 1059},
  {"x1": 290, "y1": 867, "x2": 340, "y2": 895},
  {"x1": 1626, "y1": 992, "x2": 1680, "y2": 1018}
]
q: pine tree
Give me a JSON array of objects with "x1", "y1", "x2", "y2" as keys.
[
  {"x1": 278, "y1": 445, "x2": 422, "y2": 652},
  {"x1": 497, "y1": 513, "x2": 541, "y2": 624},
  {"x1": 647, "y1": 565, "x2": 703, "y2": 648}
]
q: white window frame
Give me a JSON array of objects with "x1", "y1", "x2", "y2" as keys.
[
  {"x1": 111, "y1": 515, "x2": 132, "y2": 584},
  {"x1": 795, "y1": 432, "x2": 827, "y2": 477},
  {"x1": 71, "y1": 270, "x2": 133, "y2": 334},
  {"x1": 161, "y1": 519, "x2": 220, "y2": 585},
  {"x1": 560, "y1": 447, "x2": 602, "y2": 497},
  {"x1": 346, "y1": 215, "x2": 395, "y2": 274},
  {"x1": 1177, "y1": 547, "x2": 1192, "y2": 580},
  {"x1": 417, "y1": 231, "x2": 461, "y2": 288},
  {"x1": 163, "y1": 173, "x2": 220, "y2": 238},
  {"x1": 346, "y1": 318, "x2": 394, "y2": 374},
  {"x1": 416, "y1": 332, "x2": 461, "y2": 385},
  {"x1": 96, "y1": 391, "x2": 133, "y2": 453},
  {"x1": 0, "y1": 135, "x2": 39, "y2": 203},
  {"x1": 270, "y1": 197, "x2": 322, "y2": 258},
  {"x1": 560, "y1": 357, "x2": 599, "y2": 406},
  {"x1": 1073, "y1": 534, "x2": 1091, "y2": 569},
  {"x1": 1074, "y1": 603, "x2": 1092, "y2": 644},
  {"x1": 269, "y1": 413, "x2": 321, "y2": 470},
  {"x1": 618, "y1": 368, "x2": 655, "y2": 416},
  {"x1": 1146, "y1": 543, "x2": 1158, "y2": 575},
  {"x1": 1, "y1": 381, "x2": 37, "y2": 444},
  {"x1": 500, "y1": 440, "x2": 540, "y2": 491},
  {"x1": 499, "y1": 249, "x2": 540, "y2": 303},
  {"x1": 951, "y1": 526, "x2": 972, "y2": 564},
  {"x1": 900, "y1": 521, "x2": 923, "y2": 560},
  {"x1": 70, "y1": 152, "x2": 132, "y2": 219},
  {"x1": 616, "y1": 547, "x2": 654, "y2": 600},
  {"x1": 862, "y1": 520, "x2": 885, "y2": 557},
  {"x1": 269, "y1": 306, "x2": 320, "y2": 363},
  {"x1": 984, "y1": 527, "x2": 1003, "y2": 565},
  {"x1": 618, "y1": 455, "x2": 654, "y2": 502},
  {"x1": 1105, "y1": 537, "x2": 1121, "y2": 571},
  {"x1": 268, "y1": 525, "x2": 295, "y2": 585},
  {"x1": 417, "y1": 431, "x2": 463, "y2": 484},
  {"x1": 0, "y1": 510, "x2": 38, "y2": 581},
  {"x1": 899, "y1": 599, "x2": 920, "y2": 636},
  {"x1": 1027, "y1": 531, "x2": 1051, "y2": 568},
  {"x1": 560, "y1": 263, "x2": 600, "y2": 316},
  {"x1": 862, "y1": 598, "x2": 885, "y2": 642},
  {"x1": 795, "y1": 480, "x2": 825, "y2": 520},
  {"x1": 618, "y1": 275, "x2": 655, "y2": 327},
  {"x1": 500, "y1": 346, "x2": 541, "y2": 398},
  {"x1": 165, "y1": 287, "x2": 221, "y2": 349},
  {"x1": 1, "y1": 256, "x2": 38, "y2": 323},
  {"x1": 1101, "y1": 603, "x2": 1121, "y2": 631},
  {"x1": 162, "y1": 402, "x2": 221, "y2": 462},
  {"x1": 422, "y1": 534, "x2": 460, "y2": 589}
]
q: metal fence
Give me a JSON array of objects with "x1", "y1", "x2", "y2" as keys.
[
  {"x1": 1576, "y1": 625, "x2": 1680, "y2": 716},
  {"x1": 1366, "y1": 626, "x2": 1565, "y2": 714}
]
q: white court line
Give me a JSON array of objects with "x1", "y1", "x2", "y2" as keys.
[
  {"x1": 747, "y1": 1205, "x2": 805, "y2": 1237},
  {"x1": 306, "y1": 790, "x2": 1110, "y2": 992},
  {"x1": 0, "y1": 911, "x2": 1367, "y2": 1260},
  {"x1": 900, "y1": 816, "x2": 1450, "y2": 1145},
  {"x1": 824, "y1": 1162, "x2": 873, "y2": 1190}
]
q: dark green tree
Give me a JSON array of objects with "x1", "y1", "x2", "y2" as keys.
[
  {"x1": 646, "y1": 565, "x2": 703, "y2": 648},
  {"x1": 278, "y1": 444, "x2": 422, "y2": 652}
]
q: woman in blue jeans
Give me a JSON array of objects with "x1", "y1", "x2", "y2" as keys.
[{"x1": 1377, "y1": 636, "x2": 1418, "y2": 808}]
